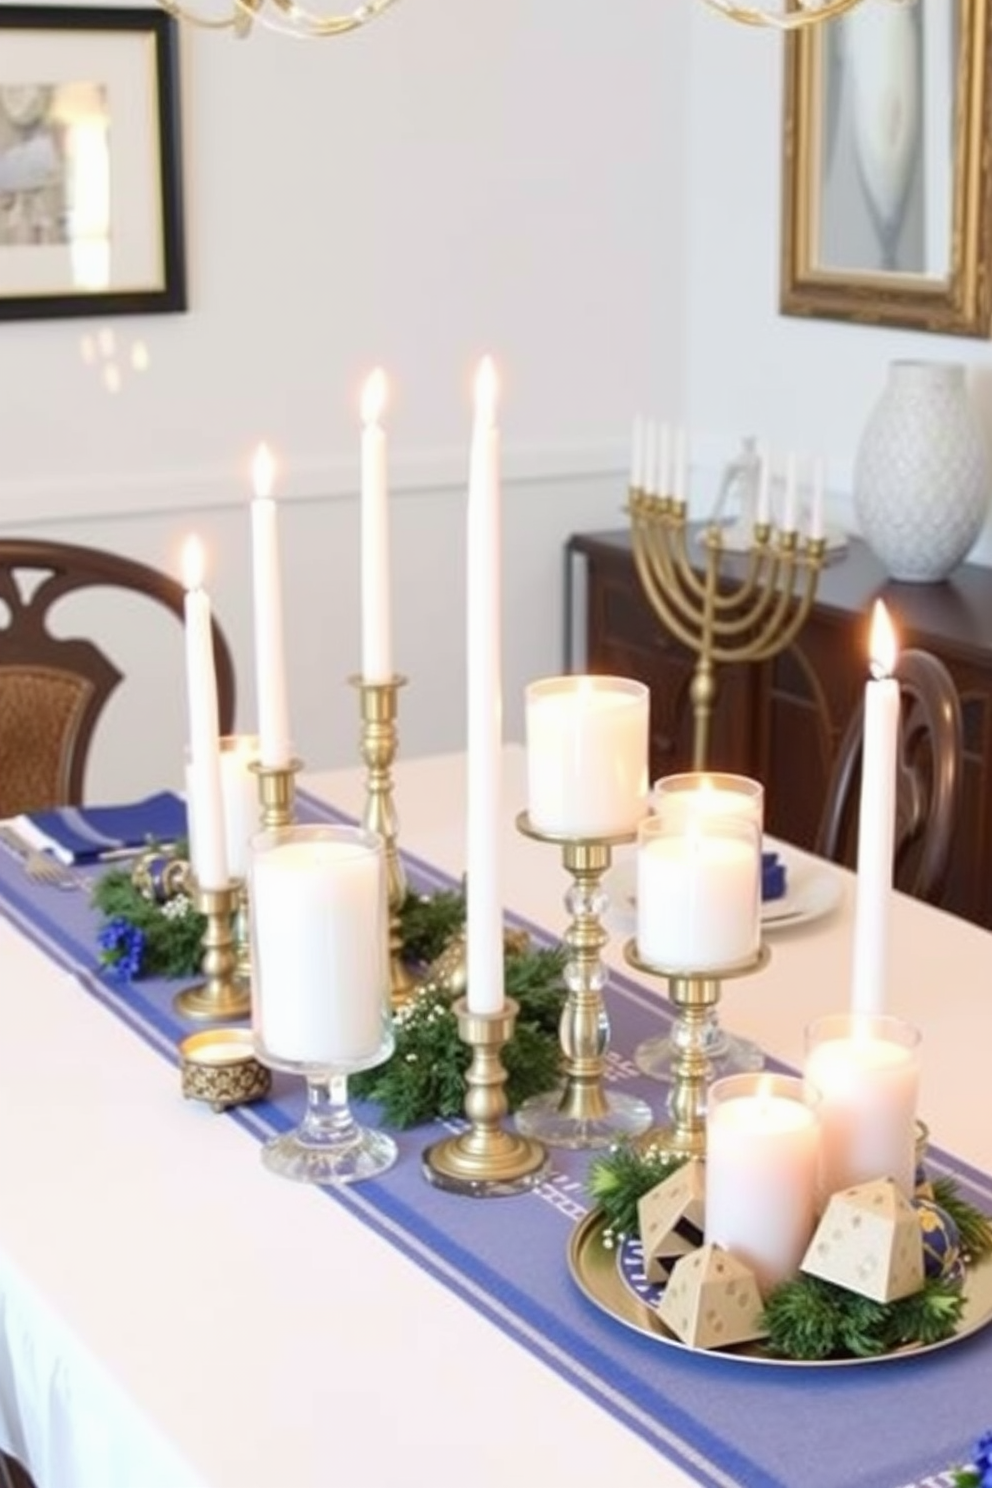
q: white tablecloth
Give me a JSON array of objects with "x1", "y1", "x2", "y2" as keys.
[{"x1": 0, "y1": 746, "x2": 988, "y2": 1488}]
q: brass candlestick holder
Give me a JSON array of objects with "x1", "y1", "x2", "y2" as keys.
[
  {"x1": 351, "y1": 675, "x2": 417, "y2": 1009},
  {"x1": 251, "y1": 757, "x2": 303, "y2": 830},
  {"x1": 174, "y1": 879, "x2": 251, "y2": 1022},
  {"x1": 422, "y1": 997, "x2": 549, "y2": 1197},
  {"x1": 628, "y1": 489, "x2": 827, "y2": 771},
  {"x1": 514, "y1": 813, "x2": 652, "y2": 1148},
  {"x1": 622, "y1": 940, "x2": 769, "y2": 1159}
]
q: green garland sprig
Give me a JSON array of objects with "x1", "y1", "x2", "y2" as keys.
[
  {"x1": 760, "y1": 1271, "x2": 965, "y2": 1360},
  {"x1": 92, "y1": 863, "x2": 204, "y2": 979},
  {"x1": 351, "y1": 931, "x2": 567, "y2": 1128}
]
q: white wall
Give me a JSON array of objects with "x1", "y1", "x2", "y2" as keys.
[{"x1": 0, "y1": 0, "x2": 690, "y2": 797}]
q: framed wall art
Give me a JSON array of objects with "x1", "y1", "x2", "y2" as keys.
[
  {"x1": 0, "y1": 5, "x2": 186, "y2": 321},
  {"x1": 780, "y1": 0, "x2": 992, "y2": 337}
]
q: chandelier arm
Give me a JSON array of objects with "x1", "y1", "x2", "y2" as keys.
[
  {"x1": 697, "y1": 0, "x2": 868, "y2": 31},
  {"x1": 158, "y1": 0, "x2": 241, "y2": 29}
]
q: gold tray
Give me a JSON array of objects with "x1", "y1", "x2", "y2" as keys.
[{"x1": 568, "y1": 1209, "x2": 992, "y2": 1368}]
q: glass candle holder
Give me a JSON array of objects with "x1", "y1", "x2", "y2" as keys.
[
  {"x1": 704, "y1": 1072, "x2": 819, "y2": 1296},
  {"x1": 636, "y1": 774, "x2": 762, "y2": 974},
  {"x1": 249, "y1": 823, "x2": 396, "y2": 1185},
  {"x1": 525, "y1": 674, "x2": 649, "y2": 838},
  {"x1": 804, "y1": 1011, "x2": 921, "y2": 1203}
]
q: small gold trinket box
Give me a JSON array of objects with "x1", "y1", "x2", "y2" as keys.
[{"x1": 179, "y1": 1028, "x2": 271, "y2": 1112}]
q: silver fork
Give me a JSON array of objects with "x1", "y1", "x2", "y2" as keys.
[{"x1": 0, "y1": 825, "x2": 83, "y2": 891}]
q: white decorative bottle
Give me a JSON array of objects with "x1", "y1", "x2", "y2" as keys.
[{"x1": 853, "y1": 360, "x2": 990, "y2": 582}]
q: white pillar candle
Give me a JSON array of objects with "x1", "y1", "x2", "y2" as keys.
[
  {"x1": 705, "y1": 1074, "x2": 819, "y2": 1296},
  {"x1": 219, "y1": 734, "x2": 260, "y2": 880},
  {"x1": 360, "y1": 368, "x2": 392, "y2": 683},
  {"x1": 181, "y1": 536, "x2": 229, "y2": 891},
  {"x1": 525, "y1": 675, "x2": 648, "y2": 837},
  {"x1": 851, "y1": 600, "x2": 900, "y2": 1015},
  {"x1": 650, "y1": 772, "x2": 763, "y2": 831},
  {"x1": 804, "y1": 1012, "x2": 921, "y2": 1200},
  {"x1": 185, "y1": 736, "x2": 260, "y2": 884},
  {"x1": 636, "y1": 778, "x2": 761, "y2": 972},
  {"x1": 465, "y1": 356, "x2": 504, "y2": 1015},
  {"x1": 250, "y1": 443, "x2": 293, "y2": 769},
  {"x1": 250, "y1": 826, "x2": 389, "y2": 1068}
]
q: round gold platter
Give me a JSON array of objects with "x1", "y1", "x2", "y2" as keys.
[{"x1": 568, "y1": 1209, "x2": 992, "y2": 1368}]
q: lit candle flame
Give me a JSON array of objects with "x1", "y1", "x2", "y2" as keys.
[
  {"x1": 473, "y1": 355, "x2": 498, "y2": 426},
  {"x1": 361, "y1": 367, "x2": 387, "y2": 426},
  {"x1": 868, "y1": 599, "x2": 898, "y2": 680},
  {"x1": 252, "y1": 442, "x2": 275, "y2": 501},
  {"x1": 182, "y1": 534, "x2": 205, "y2": 591}
]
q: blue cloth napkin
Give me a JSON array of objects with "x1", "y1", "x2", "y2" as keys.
[
  {"x1": 762, "y1": 849, "x2": 787, "y2": 901},
  {"x1": 14, "y1": 791, "x2": 187, "y2": 864}
]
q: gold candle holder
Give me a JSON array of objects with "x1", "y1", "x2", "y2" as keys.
[
  {"x1": 232, "y1": 881, "x2": 251, "y2": 987},
  {"x1": 623, "y1": 940, "x2": 769, "y2": 1159},
  {"x1": 514, "y1": 812, "x2": 652, "y2": 1148},
  {"x1": 251, "y1": 757, "x2": 303, "y2": 830},
  {"x1": 422, "y1": 997, "x2": 548, "y2": 1196},
  {"x1": 174, "y1": 880, "x2": 251, "y2": 1022},
  {"x1": 351, "y1": 675, "x2": 417, "y2": 1009}
]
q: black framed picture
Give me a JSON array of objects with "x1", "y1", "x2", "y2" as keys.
[{"x1": 0, "y1": 5, "x2": 186, "y2": 321}]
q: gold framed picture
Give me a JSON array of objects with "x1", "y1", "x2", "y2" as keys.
[{"x1": 780, "y1": 0, "x2": 992, "y2": 337}]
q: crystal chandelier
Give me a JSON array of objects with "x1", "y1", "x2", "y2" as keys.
[
  {"x1": 156, "y1": 0, "x2": 896, "y2": 40},
  {"x1": 156, "y1": 0, "x2": 401, "y2": 40},
  {"x1": 699, "y1": 0, "x2": 907, "y2": 28}
]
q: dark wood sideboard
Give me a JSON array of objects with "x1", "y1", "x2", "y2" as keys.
[{"x1": 565, "y1": 529, "x2": 992, "y2": 930}]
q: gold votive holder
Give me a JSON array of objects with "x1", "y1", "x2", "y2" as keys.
[
  {"x1": 623, "y1": 940, "x2": 770, "y2": 1160},
  {"x1": 514, "y1": 812, "x2": 652, "y2": 1149},
  {"x1": 179, "y1": 1028, "x2": 271, "y2": 1111},
  {"x1": 174, "y1": 879, "x2": 251, "y2": 1023},
  {"x1": 351, "y1": 674, "x2": 417, "y2": 1009},
  {"x1": 422, "y1": 997, "x2": 549, "y2": 1197}
]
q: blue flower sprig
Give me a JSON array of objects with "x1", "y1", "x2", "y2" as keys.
[
  {"x1": 97, "y1": 916, "x2": 147, "y2": 983},
  {"x1": 952, "y1": 1431, "x2": 992, "y2": 1487}
]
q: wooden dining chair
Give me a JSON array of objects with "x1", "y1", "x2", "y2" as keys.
[
  {"x1": 815, "y1": 647, "x2": 963, "y2": 906},
  {"x1": 0, "y1": 538, "x2": 236, "y2": 818}
]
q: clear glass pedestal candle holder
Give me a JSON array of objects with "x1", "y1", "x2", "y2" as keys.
[{"x1": 249, "y1": 823, "x2": 397, "y2": 1185}]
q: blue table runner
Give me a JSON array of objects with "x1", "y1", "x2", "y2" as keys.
[{"x1": 0, "y1": 792, "x2": 988, "y2": 1488}]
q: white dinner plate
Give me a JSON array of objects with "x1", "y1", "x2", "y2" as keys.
[{"x1": 604, "y1": 848, "x2": 843, "y2": 935}]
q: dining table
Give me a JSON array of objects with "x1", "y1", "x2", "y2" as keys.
[{"x1": 0, "y1": 743, "x2": 988, "y2": 1488}]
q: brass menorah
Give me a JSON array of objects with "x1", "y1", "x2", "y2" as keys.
[{"x1": 628, "y1": 488, "x2": 827, "y2": 769}]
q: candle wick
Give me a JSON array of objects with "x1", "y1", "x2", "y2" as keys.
[{"x1": 868, "y1": 660, "x2": 891, "y2": 682}]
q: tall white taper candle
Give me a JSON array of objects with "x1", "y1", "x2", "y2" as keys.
[
  {"x1": 465, "y1": 356, "x2": 504, "y2": 1015},
  {"x1": 850, "y1": 600, "x2": 900, "y2": 1014},
  {"x1": 360, "y1": 368, "x2": 392, "y2": 682},
  {"x1": 182, "y1": 536, "x2": 229, "y2": 890},
  {"x1": 250, "y1": 444, "x2": 293, "y2": 769}
]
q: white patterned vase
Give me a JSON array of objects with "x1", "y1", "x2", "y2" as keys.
[{"x1": 853, "y1": 360, "x2": 991, "y2": 582}]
